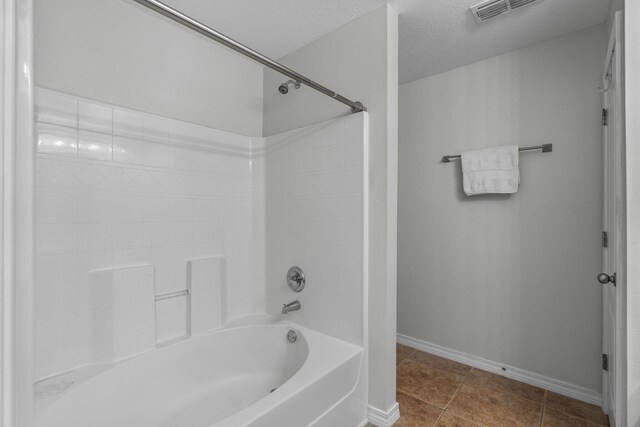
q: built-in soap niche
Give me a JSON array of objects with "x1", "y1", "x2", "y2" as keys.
[
  {"x1": 86, "y1": 265, "x2": 156, "y2": 363},
  {"x1": 155, "y1": 256, "x2": 227, "y2": 347},
  {"x1": 189, "y1": 256, "x2": 227, "y2": 334}
]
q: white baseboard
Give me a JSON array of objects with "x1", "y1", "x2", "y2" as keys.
[
  {"x1": 367, "y1": 402, "x2": 400, "y2": 427},
  {"x1": 397, "y1": 334, "x2": 602, "y2": 407}
]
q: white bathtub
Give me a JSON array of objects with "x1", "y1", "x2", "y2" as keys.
[{"x1": 35, "y1": 317, "x2": 364, "y2": 427}]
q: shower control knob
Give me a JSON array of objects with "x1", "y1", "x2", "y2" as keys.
[
  {"x1": 287, "y1": 266, "x2": 305, "y2": 292},
  {"x1": 598, "y1": 272, "x2": 616, "y2": 285}
]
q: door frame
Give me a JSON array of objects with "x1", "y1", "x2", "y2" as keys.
[
  {"x1": 601, "y1": 10, "x2": 626, "y2": 427},
  {"x1": 623, "y1": 1, "x2": 640, "y2": 425},
  {"x1": 1, "y1": 0, "x2": 34, "y2": 426}
]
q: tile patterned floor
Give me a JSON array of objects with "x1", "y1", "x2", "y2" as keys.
[{"x1": 369, "y1": 344, "x2": 610, "y2": 427}]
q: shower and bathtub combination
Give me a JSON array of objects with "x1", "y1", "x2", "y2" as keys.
[{"x1": 9, "y1": 0, "x2": 372, "y2": 425}]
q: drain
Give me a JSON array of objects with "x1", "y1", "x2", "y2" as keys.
[
  {"x1": 287, "y1": 330, "x2": 297, "y2": 343},
  {"x1": 270, "y1": 388, "x2": 277, "y2": 393}
]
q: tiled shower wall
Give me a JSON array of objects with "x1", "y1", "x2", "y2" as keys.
[
  {"x1": 34, "y1": 88, "x2": 367, "y2": 380},
  {"x1": 34, "y1": 88, "x2": 261, "y2": 379},
  {"x1": 261, "y1": 114, "x2": 367, "y2": 345}
]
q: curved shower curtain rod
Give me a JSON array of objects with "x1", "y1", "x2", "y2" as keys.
[{"x1": 131, "y1": 0, "x2": 367, "y2": 113}]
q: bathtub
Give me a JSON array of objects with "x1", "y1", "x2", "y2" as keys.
[{"x1": 35, "y1": 317, "x2": 364, "y2": 427}]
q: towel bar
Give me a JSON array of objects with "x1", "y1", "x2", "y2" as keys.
[
  {"x1": 441, "y1": 144, "x2": 552, "y2": 163},
  {"x1": 155, "y1": 289, "x2": 190, "y2": 301}
]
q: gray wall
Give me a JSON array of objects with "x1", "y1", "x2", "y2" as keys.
[
  {"x1": 34, "y1": 0, "x2": 264, "y2": 136},
  {"x1": 608, "y1": 0, "x2": 623, "y2": 33},
  {"x1": 398, "y1": 24, "x2": 606, "y2": 392},
  {"x1": 263, "y1": 4, "x2": 399, "y2": 414}
]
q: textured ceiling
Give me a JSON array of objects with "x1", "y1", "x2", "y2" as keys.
[
  {"x1": 394, "y1": 0, "x2": 611, "y2": 83},
  {"x1": 158, "y1": 0, "x2": 611, "y2": 84}
]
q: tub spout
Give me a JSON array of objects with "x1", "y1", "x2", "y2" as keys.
[{"x1": 282, "y1": 300, "x2": 301, "y2": 315}]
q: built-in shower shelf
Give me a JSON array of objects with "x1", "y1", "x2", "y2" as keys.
[{"x1": 154, "y1": 256, "x2": 227, "y2": 348}]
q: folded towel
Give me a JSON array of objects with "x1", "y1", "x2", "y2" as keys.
[{"x1": 461, "y1": 145, "x2": 519, "y2": 196}]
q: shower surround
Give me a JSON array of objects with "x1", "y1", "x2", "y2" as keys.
[
  {"x1": 33, "y1": 87, "x2": 368, "y2": 426},
  {"x1": 34, "y1": 87, "x2": 259, "y2": 378}
]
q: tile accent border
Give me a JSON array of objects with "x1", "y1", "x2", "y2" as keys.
[
  {"x1": 36, "y1": 86, "x2": 256, "y2": 159},
  {"x1": 367, "y1": 402, "x2": 400, "y2": 427},
  {"x1": 397, "y1": 333, "x2": 602, "y2": 407}
]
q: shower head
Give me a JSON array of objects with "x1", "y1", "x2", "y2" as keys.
[{"x1": 278, "y1": 80, "x2": 301, "y2": 95}]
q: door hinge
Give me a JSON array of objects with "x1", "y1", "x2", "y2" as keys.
[
  {"x1": 602, "y1": 231, "x2": 609, "y2": 248},
  {"x1": 603, "y1": 354, "x2": 609, "y2": 371},
  {"x1": 602, "y1": 109, "x2": 609, "y2": 126}
]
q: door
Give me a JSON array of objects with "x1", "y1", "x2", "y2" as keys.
[{"x1": 601, "y1": 11, "x2": 624, "y2": 426}]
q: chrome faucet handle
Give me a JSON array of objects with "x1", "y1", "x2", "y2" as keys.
[{"x1": 287, "y1": 266, "x2": 305, "y2": 292}]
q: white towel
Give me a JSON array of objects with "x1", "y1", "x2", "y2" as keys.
[{"x1": 461, "y1": 145, "x2": 519, "y2": 196}]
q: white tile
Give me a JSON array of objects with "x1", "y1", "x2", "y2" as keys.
[
  {"x1": 164, "y1": 221, "x2": 193, "y2": 247},
  {"x1": 113, "y1": 108, "x2": 142, "y2": 139},
  {"x1": 143, "y1": 114, "x2": 168, "y2": 144},
  {"x1": 155, "y1": 268, "x2": 185, "y2": 294},
  {"x1": 110, "y1": 195, "x2": 142, "y2": 222},
  {"x1": 58, "y1": 283, "x2": 80, "y2": 315},
  {"x1": 344, "y1": 137, "x2": 363, "y2": 167},
  {"x1": 35, "y1": 286, "x2": 60, "y2": 320},
  {"x1": 36, "y1": 344, "x2": 79, "y2": 379},
  {"x1": 141, "y1": 221, "x2": 166, "y2": 247},
  {"x1": 166, "y1": 198, "x2": 193, "y2": 222},
  {"x1": 36, "y1": 88, "x2": 78, "y2": 128},
  {"x1": 91, "y1": 338, "x2": 115, "y2": 363},
  {"x1": 260, "y1": 116, "x2": 366, "y2": 345},
  {"x1": 58, "y1": 314, "x2": 80, "y2": 345},
  {"x1": 77, "y1": 194, "x2": 112, "y2": 223},
  {"x1": 111, "y1": 247, "x2": 150, "y2": 266},
  {"x1": 79, "y1": 101, "x2": 112, "y2": 133},
  {"x1": 76, "y1": 251, "x2": 112, "y2": 283},
  {"x1": 140, "y1": 197, "x2": 168, "y2": 222},
  {"x1": 192, "y1": 221, "x2": 221, "y2": 245},
  {"x1": 111, "y1": 222, "x2": 142, "y2": 249},
  {"x1": 113, "y1": 136, "x2": 143, "y2": 165},
  {"x1": 79, "y1": 309, "x2": 113, "y2": 340},
  {"x1": 114, "y1": 304, "x2": 148, "y2": 335},
  {"x1": 142, "y1": 141, "x2": 169, "y2": 168},
  {"x1": 79, "y1": 130, "x2": 112, "y2": 161},
  {"x1": 35, "y1": 253, "x2": 77, "y2": 287},
  {"x1": 168, "y1": 146, "x2": 190, "y2": 171},
  {"x1": 192, "y1": 199, "x2": 221, "y2": 221},
  {"x1": 307, "y1": 144, "x2": 343, "y2": 171},
  {"x1": 76, "y1": 339, "x2": 94, "y2": 363},
  {"x1": 339, "y1": 222, "x2": 363, "y2": 248},
  {"x1": 37, "y1": 123, "x2": 78, "y2": 156},
  {"x1": 114, "y1": 332, "x2": 154, "y2": 360},
  {"x1": 98, "y1": 166, "x2": 130, "y2": 190},
  {"x1": 78, "y1": 281, "x2": 113, "y2": 311},
  {"x1": 113, "y1": 266, "x2": 154, "y2": 301},
  {"x1": 36, "y1": 223, "x2": 78, "y2": 254},
  {"x1": 77, "y1": 311, "x2": 94, "y2": 340},
  {"x1": 78, "y1": 223, "x2": 111, "y2": 251},
  {"x1": 36, "y1": 192, "x2": 78, "y2": 224},
  {"x1": 35, "y1": 318, "x2": 60, "y2": 351}
]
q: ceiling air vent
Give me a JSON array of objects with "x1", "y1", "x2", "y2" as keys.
[
  {"x1": 509, "y1": 0, "x2": 538, "y2": 9},
  {"x1": 471, "y1": 0, "x2": 541, "y2": 23},
  {"x1": 471, "y1": 0, "x2": 509, "y2": 22}
]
